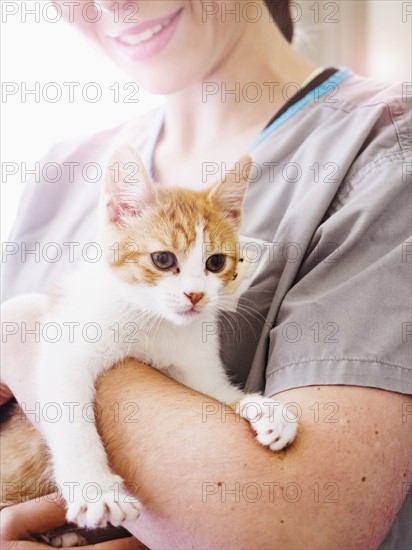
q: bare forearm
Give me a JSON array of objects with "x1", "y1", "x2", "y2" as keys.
[
  {"x1": 95, "y1": 360, "x2": 411, "y2": 549},
  {"x1": 2, "y1": 295, "x2": 410, "y2": 548},
  {"x1": 95, "y1": 361, "x2": 286, "y2": 548}
]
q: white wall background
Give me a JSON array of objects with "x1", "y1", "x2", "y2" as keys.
[
  {"x1": 1, "y1": 1, "x2": 411, "y2": 241},
  {"x1": 295, "y1": 0, "x2": 411, "y2": 79}
]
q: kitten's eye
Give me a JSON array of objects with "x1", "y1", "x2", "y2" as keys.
[
  {"x1": 151, "y1": 251, "x2": 177, "y2": 271},
  {"x1": 206, "y1": 254, "x2": 226, "y2": 273}
]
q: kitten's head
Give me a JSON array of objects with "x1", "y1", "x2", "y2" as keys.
[{"x1": 100, "y1": 146, "x2": 252, "y2": 325}]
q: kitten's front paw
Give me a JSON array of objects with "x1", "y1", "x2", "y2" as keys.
[
  {"x1": 238, "y1": 395, "x2": 297, "y2": 451},
  {"x1": 48, "y1": 532, "x2": 87, "y2": 548},
  {"x1": 65, "y1": 475, "x2": 141, "y2": 529}
]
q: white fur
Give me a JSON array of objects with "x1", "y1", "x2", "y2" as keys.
[
  {"x1": 36, "y1": 234, "x2": 297, "y2": 528},
  {"x1": 36, "y1": 152, "x2": 297, "y2": 529}
]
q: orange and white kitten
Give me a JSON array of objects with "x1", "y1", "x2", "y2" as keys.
[{"x1": 31, "y1": 147, "x2": 297, "y2": 529}]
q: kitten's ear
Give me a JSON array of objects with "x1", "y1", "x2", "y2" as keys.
[
  {"x1": 104, "y1": 146, "x2": 155, "y2": 223},
  {"x1": 208, "y1": 155, "x2": 252, "y2": 219}
]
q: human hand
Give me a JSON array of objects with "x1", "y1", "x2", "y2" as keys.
[
  {"x1": 0, "y1": 494, "x2": 147, "y2": 549},
  {"x1": 0, "y1": 383, "x2": 13, "y2": 405}
]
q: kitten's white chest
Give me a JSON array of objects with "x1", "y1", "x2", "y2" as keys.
[{"x1": 124, "y1": 312, "x2": 217, "y2": 373}]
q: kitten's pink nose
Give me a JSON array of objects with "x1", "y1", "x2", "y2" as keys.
[{"x1": 184, "y1": 292, "x2": 204, "y2": 306}]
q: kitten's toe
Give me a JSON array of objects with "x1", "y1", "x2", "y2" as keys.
[
  {"x1": 49, "y1": 532, "x2": 87, "y2": 547},
  {"x1": 66, "y1": 502, "x2": 88, "y2": 528},
  {"x1": 84, "y1": 491, "x2": 141, "y2": 527},
  {"x1": 116, "y1": 496, "x2": 142, "y2": 522},
  {"x1": 65, "y1": 476, "x2": 141, "y2": 529},
  {"x1": 267, "y1": 420, "x2": 297, "y2": 451},
  {"x1": 68, "y1": 494, "x2": 140, "y2": 529},
  {"x1": 238, "y1": 395, "x2": 298, "y2": 451}
]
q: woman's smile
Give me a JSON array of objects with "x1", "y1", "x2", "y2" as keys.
[{"x1": 108, "y1": 6, "x2": 184, "y2": 61}]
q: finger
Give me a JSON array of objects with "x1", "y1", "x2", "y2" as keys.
[
  {"x1": 1, "y1": 497, "x2": 147, "y2": 549},
  {"x1": 0, "y1": 536, "x2": 147, "y2": 550},
  {"x1": 91, "y1": 536, "x2": 148, "y2": 549},
  {"x1": 1, "y1": 493, "x2": 67, "y2": 539},
  {"x1": 0, "y1": 383, "x2": 13, "y2": 405},
  {"x1": 1, "y1": 498, "x2": 147, "y2": 549},
  {"x1": 19, "y1": 494, "x2": 67, "y2": 535},
  {"x1": 0, "y1": 540, "x2": 52, "y2": 549}
]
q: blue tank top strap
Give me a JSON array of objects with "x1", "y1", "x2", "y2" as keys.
[{"x1": 249, "y1": 68, "x2": 352, "y2": 152}]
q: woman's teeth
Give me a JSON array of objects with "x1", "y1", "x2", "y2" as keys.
[{"x1": 119, "y1": 18, "x2": 172, "y2": 45}]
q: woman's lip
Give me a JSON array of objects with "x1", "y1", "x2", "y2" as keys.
[
  {"x1": 109, "y1": 6, "x2": 183, "y2": 38},
  {"x1": 108, "y1": 7, "x2": 183, "y2": 62}
]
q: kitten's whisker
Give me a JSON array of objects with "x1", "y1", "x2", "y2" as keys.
[
  {"x1": 231, "y1": 302, "x2": 267, "y2": 324},
  {"x1": 221, "y1": 310, "x2": 252, "y2": 337},
  {"x1": 114, "y1": 303, "x2": 152, "y2": 327},
  {"x1": 234, "y1": 308, "x2": 269, "y2": 332},
  {"x1": 210, "y1": 217, "x2": 240, "y2": 243},
  {"x1": 211, "y1": 202, "x2": 241, "y2": 238},
  {"x1": 113, "y1": 305, "x2": 133, "y2": 326},
  {"x1": 219, "y1": 298, "x2": 268, "y2": 325},
  {"x1": 134, "y1": 314, "x2": 151, "y2": 335},
  {"x1": 145, "y1": 311, "x2": 162, "y2": 351},
  {"x1": 238, "y1": 293, "x2": 272, "y2": 303},
  {"x1": 211, "y1": 215, "x2": 239, "y2": 237},
  {"x1": 137, "y1": 311, "x2": 156, "y2": 336},
  {"x1": 220, "y1": 306, "x2": 258, "y2": 336},
  {"x1": 218, "y1": 310, "x2": 238, "y2": 335},
  {"x1": 120, "y1": 309, "x2": 154, "y2": 334},
  {"x1": 146, "y1": 311, "x2": 161, "y2": 356},
  {"x1": 239, "y1": 287, "x2": 274, "y2": 294},
  {"x1": 233, "y1": 296, "x2": 272, "y2": 316}
]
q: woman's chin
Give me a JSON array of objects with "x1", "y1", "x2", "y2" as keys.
[{"x1": 126, "y1": 70, "x2": 199, "y2": 96}]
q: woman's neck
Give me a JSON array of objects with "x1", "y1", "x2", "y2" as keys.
[{"x1": 153, "y1": 14, "x2": 317, "y2": 187}]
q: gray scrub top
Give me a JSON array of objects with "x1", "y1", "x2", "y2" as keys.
[{"x1": 2, "y1": 70, "x2": 411, "y2": 548}]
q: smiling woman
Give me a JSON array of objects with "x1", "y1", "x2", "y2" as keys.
[
  {"x1": 2, "y1": 1, "x2": 410, "y2": 239},
  {"x1": 1, "y1": 1, "x2": 411, "y2": 549}
]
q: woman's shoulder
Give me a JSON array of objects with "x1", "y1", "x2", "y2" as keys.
[
  {"x1": 338, "y1": 72, "x2": 409, "y2": 105},
  {"x1": 320, "y1": 72, "x2": 411, "y2": 152}
]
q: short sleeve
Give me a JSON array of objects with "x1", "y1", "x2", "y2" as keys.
[{"x1": 265, "y1": 150, "x2": 412, "y2": 396}]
